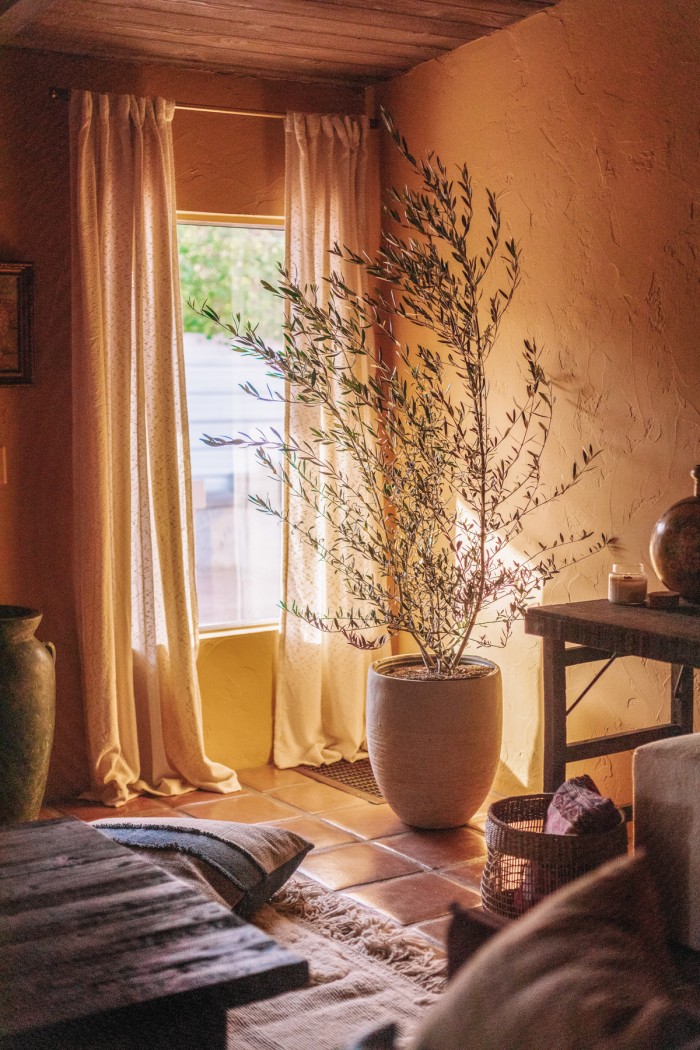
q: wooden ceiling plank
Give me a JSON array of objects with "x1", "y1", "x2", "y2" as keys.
[
  {"x1": 38, "y1": 8, "x2": 454, "y2": 62},
  {"x1": 6, "y1": 0, "x2": 557, "y2": 84},
  {"x1": 43, "y1": 0, "x2": 504, "y2": 47},
  {"x1": 317, "y1": 0, "x2": 552, "y2": 15},
  {"x1": 0, "y1": 0, "x2": 61, "y2": 34},
  {"x1": 56, "y1": 0, "x2": 527, "y2": 36},
  {"x1": 211, "y1": 0, "x2": 555, "y2": 21},
  {"x1": 158, "y1": 0, "x2": 552, "y2": 18},
  {"x1": 17, "y1": 27, "x2": 406, "y2": 78},
  {"x1": 56, "y1": 30, "x2": 421, "y2": 71}
]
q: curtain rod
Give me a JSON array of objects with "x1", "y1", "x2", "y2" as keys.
[
  {"x1": 49, "y1": 87, "x2": 378, "y2": 126},
  {"x1": 177, "y1": 101, "x2": 283, "y2": 119}
]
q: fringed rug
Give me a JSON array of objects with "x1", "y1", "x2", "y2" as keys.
[{"x1": 228, "y1": 875, "x2": 446, "y2": 1050}]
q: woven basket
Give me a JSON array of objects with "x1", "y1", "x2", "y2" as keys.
[{"x1": 480, "y1": 793, "x2": 628, "y2": 921}]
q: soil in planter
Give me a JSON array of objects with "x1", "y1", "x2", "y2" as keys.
[{"x1": 384, "y1": 664, "x2": 492, "y2": 682}]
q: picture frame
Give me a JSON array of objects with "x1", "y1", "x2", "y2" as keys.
[{"x1": 0, "y1": 262, "x2": 33, "y2": 384}]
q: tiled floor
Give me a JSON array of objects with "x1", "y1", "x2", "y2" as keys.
[{"x1": 46, "y1": 764, "x2": 498, "y2": 946}]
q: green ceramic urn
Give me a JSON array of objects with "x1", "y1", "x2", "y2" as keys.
[
  {"x1": 649, "y1": 467, "x2": 700, "y2": 605},
  {"x1": 0, "y1": 606, "x2": 56, "y2": 823}
]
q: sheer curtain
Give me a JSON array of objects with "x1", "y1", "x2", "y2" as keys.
[
  {"x1": 274, "y1": 113, "x2": 389, "y2": 768},
  {"x1": 70, "y1": 91, "x2": 239, "y2": 805}
]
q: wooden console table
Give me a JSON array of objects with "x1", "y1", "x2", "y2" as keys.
[
  {"x1": 0, "y1": 817, "x2": 308, "y2": 1049},
  {"x1": 524, "y1": 599, "x2": 700, "y2": 793}
]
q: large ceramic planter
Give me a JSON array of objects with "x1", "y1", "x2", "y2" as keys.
[
  {"x1": 366, "y1": 653, "x2": 502, "y2": 829},
  {"x1": 0, "y1": 606, "x2": 56, "y2": 824}
]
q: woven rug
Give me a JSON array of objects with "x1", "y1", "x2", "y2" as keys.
[{"x1": 227, "y1": 875, "x2": 446, "y2": 1050}]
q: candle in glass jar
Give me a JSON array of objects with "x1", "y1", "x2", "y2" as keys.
[{"x1": 608, "y1": 563, "x2": 648, "y2": 605}]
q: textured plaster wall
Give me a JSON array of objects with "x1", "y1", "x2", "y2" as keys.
[
  {"x1": 174, "y1": 110, "x2": 284, "y2": 219},
  {"x1": 0, "y1": 46, "x2": 362, "y2": 798},
  {"x1": 198, "y1": 627, "x2": 276, "y2": 770},
  {"x1": 380, "y1": 0, "x2": 700, "y2": 802}
]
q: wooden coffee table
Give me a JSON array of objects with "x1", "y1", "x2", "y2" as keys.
[{"x1": 0, "y1": 817, "x2": 309, "y2": 1049}]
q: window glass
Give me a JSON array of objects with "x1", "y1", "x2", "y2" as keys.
[{"x1": 178, "y1": 222, "x2": 285, "y2": 628}]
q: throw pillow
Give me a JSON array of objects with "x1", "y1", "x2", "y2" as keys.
[
  {"x1": 408, "y1": 852, "x2": 698, "y2": 1050},
  {"x1": 91, "y1": 816, "x2": 313, "y2": 918}
]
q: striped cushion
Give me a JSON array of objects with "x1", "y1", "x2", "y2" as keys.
[{"x1": 91, "y1": 816, "x2": 313, "y2": 918}]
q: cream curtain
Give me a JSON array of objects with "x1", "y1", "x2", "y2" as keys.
[
  {"x1": 70, "y1": 91, "x2": 239, "y2": 805},
  {"x1": 275, "y1": 113, "x2": 389, "y2": 768}
]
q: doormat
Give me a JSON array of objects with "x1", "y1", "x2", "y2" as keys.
[{"x1": 293, "y1": 758, "x2": 385, "y2": 805}]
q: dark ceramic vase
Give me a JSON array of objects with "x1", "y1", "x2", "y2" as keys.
[
  {"x1": 0, "y1": 606, "x2": 56, "y2": 823},
  {"x1": 649, "y1": 467, "x2": 700, "y2": 605}
]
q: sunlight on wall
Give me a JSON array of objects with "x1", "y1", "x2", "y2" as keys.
[
  {"x1": 197, "y1": 627, "x2": 276, "y2": 770},
  {"x1": 380, "y1": 0, "x2": 700, "y2": 804}
]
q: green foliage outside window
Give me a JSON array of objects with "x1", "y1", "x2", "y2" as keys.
[{"x1": 178, "y1": 223, "x2": 284, "y2": 343}]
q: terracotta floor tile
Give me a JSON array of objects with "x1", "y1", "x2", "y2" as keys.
[
  {"x1": 412, "y1": 915, "x2": 451, "y2": 948},
  {"x1": 266, "y1": 815, "x2": 360, "y2": 850},
  {"x1": 162, "y1": 788, "x2": 248, "y2": 808},
  {"x1": 237, "y1": 765, "x2": 309, "y2": 792},
  {"x1": 441, "y1": 856, "x2": 487, "y2": 891},
  {"x1": 268, "y1": 780, "x2": 356, "y2": 814},
  {"x1": 376, "y1": 826, "x2": 487, "y2": 869},
  {"x1": 299, "y1": 841, "x2": 422, "y2": 890},
  {"x1": 345, "y1": 871, "x2": 481, "y2": 925},
  {"x1": 319, "y1": 801, "x2": 411, "y2": 840},
  {"x1": 56, "y1": 797, "x2": 176, "y2": 822},
  {"x1": 178, "y1": 794, "x2": 299, "y2": 823}
]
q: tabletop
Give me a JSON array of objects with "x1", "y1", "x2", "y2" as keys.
[
  {"x1": 524, "y1": 598, "x2": 700, "y2": 666},
  {"x1": 0, "y1": 817, "x2": 308, "y2": 1046}
]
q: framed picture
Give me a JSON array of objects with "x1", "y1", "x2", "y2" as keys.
[{"x1": 0, "y1": 262, "x2": 33, "y2": 384}]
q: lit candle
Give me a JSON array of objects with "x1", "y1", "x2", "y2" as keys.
[{"x1": 608, "y1": 563, "x2": 648, "y2": 605}]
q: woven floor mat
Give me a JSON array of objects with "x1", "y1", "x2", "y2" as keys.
[{"x1": 294, "y1": 758, "x2": 386, "y2": 804}]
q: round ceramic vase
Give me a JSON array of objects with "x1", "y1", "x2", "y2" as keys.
[
  {"x1": 0, "y1": 606, "x2": 56, "y2": 824},
  {"x1": 649, "y1": 466, "x2": 700, "y2": 604},
  {"x1": 366, "y1": 653, "x2": 502, "y2": 829}
]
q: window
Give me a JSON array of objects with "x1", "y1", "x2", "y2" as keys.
[{"x1": 178, "y1": 221, "x2": 285, "y2": 628}]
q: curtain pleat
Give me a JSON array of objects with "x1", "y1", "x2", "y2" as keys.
[
  {"x1": 70, "y1": 90, "x2": 239, "y2": 804},
  {"x1": 274, "y1": 113, "x2": 390, "y2": 768}
]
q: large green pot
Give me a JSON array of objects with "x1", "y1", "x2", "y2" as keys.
[{"x1": 0, "y1": 606, "x2": 56, "y2": 824}]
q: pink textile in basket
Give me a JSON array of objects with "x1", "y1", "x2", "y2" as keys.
[{"x1": 544, "y1": 775, "x2": 620, "y2": 836}]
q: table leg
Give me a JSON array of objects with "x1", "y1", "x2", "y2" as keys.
[
  {"x1": 671, "y1": 664, "x2": 694, "y2": 734},
  {"x1": 543, "y1": 636, "x2": 568, "y2": 792}
]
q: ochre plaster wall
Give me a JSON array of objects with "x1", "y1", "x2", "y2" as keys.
[
  {"x1": 174, "y1": 109, "x2": 284, "y2": 220},
  {"x1": 0, "y1": 46, "x2": 363, "y2": 799},
  {"x1": 380, "y1": 0, "x2": 700, "y2": 803},
  {"x1": 198, "y1": 627, "x2": 276, "y2": 770}
]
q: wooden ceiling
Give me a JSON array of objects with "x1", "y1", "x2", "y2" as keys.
[{"x1": 0, "y1": 0, "x2": 557, "y2": 84}]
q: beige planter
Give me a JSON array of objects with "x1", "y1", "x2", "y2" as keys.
[{"x1": 366, "y1": 653, "x2": 502, "y2": 829}]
